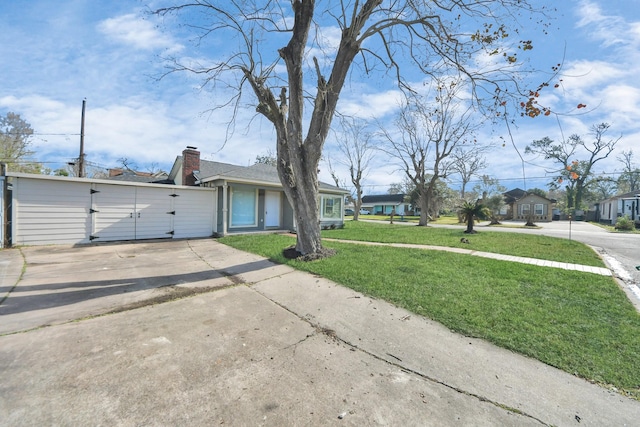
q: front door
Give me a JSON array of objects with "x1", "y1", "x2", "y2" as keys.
[{"x1": 265, "y1": 191, "x2": 281, "y2": 228}]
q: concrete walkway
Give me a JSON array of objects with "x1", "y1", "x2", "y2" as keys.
[
  {"x1": 1, "y1": 239, "x2": 639, "y2": 426},
  {"x1": 324, "y1": 238, "x2": 613, "y2": 276}
]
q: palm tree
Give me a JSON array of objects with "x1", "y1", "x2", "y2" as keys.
[{"x1": 459, "y1": 201, "x2": 491, "y2": 234}]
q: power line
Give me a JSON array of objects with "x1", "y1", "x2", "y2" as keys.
[{"x1": 1, "y1": 132, "x2": 81, "y2": 136}]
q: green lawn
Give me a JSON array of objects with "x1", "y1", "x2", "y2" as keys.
[
  {"x1": 218, "y1": 228, "x2": 640, "y2": 400},
  {"x1": 323, "y1": 220, "x2": 604, "y2": 266}
]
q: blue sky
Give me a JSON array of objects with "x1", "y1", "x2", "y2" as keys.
[{"x1": 1, "y1": 0, "x2": 639, "y2": 195}]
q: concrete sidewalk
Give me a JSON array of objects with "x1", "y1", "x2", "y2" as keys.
[
  {"x1": 324, "y1": 238, "x2": 613, "y2": 276},
  {"x1": 1, "y1": 239, "x2": 639, "y2": 426}
]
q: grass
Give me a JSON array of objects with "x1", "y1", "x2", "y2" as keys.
[
  {"x1": 218, "y1": 231, "x2": 640, "y2": 399},
  {"x1": 322, "y1": 220, "x2": 604, "y2": 267}
]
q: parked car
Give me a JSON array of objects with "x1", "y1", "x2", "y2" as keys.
[
  {"x1": 344, "y1": 208, "x2": 354, "y2": 216},
  {"x1": 359, "y1": 209, "x2": 370, "y2": 215}
]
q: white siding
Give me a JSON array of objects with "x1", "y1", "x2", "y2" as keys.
[
  {"x1": 173, "y1": 188, "x2": 216, "y2": 238},
  {"x1": 131, "y1": 186, "x2": 174, "y2": 240},
  {"x1": 13, "y1": 178, "x2": 92, "y2": 246},
  {"x1": 91, "y1": 183, "x2": 137, "y2": 242},
  {"x1": 9, "y1": 175, "x2": 218, "y2": 246}
]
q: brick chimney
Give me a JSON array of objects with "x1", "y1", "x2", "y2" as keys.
[{"x1": 182, "y1": 146, "x2": 200, "y2": 186}]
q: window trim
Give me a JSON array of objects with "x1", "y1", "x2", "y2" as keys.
[
  {"x1": 320, "y1": 194, "x2": 343, "y2": 220},
  {"x1": 534, "y1": 203, "x2": 544, "y2": 215}
]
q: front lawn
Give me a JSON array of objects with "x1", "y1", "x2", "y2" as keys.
[
  {"x1": 218, "y1": 232, "x2": 640, "y2": 399},
  {"x1": 323, "y1": 220, "x2": 604, "y2": 267}
]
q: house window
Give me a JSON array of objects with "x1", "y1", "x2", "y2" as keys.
[
  {"x1": 520, "y1": 204, "x2": 530, "y2": 215},
  {"x1": 321, "y1": 195, "x2": 342, "y2": 220},
  {"x1": 534, "y1": 204, "x2": 544, "y2": 215},
  {"x1": 230, "y1": 187, "x2": 257, "y2": 227}
]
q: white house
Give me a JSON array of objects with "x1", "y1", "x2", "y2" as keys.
[{"x1": 596, "y1": 191, "x2": 640, "y2": 225}]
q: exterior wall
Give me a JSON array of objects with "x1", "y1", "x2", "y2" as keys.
[
  {"x1": 8, "y1": 174, "x2": 217, "y2": 246},
  {"x1": 12, "y1": 177, "x2": 92, "y2": 245},
  {"x1": 598, "y1": 200, "x2": 618, "y2": 224},
  {"x1": 513, "y1": 195, "x2": 552, "y2": 222},
  {"x1": 282, "y1": 199, "x2": 295, "y2": 231},
  {"x1": 215, "y1": 183, "x2": 343, "y2": 234}
]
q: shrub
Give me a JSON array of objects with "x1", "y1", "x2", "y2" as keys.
[{"x1": 614, "y1": 215, "x2": 635, "y2": 231}]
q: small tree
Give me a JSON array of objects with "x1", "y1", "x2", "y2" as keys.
[
  {"x1": 0, "y1": 112, "x2": 43, "y2": 173},
  {"x1": 484, "y1": 194, "x2": 506, "y2": 225},
  {"x1": 334, "y1": 116, "x2": 375, "y2": 221},
  {"x1": 459, "y1": 201, "x2": 491, "y2": 234},
  {"x1": 450, "y1": 146, "x2": 489, "y2": 199},
  {"x1": 255, "y1": 150, "x2": 278, "y2": 167},
  {"x1": 379, "y1": 80, "x2": 481, "y2": 226},
  {"x1": 617, "y1": 150, "x2": 640, "y2": 193}
]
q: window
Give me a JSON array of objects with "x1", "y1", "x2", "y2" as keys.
[
  {"x1": 534, "y1": 204, "x2": 544, "y2": 215},
  {"x1": 321, "y1": 195, "x2": 342, "y2": 220},
  {"x1": 230, "y1": 187, "x2": 257, "y2": 227},
  {"x1": 520, "y1": 204, "x2": 530, "y2": 215}
]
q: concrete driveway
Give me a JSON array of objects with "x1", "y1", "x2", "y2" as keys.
[{"x1": 1, "y1": 239, "x2": 639, "y2": 426}]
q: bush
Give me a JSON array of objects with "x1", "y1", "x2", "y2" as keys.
[{"x1": 614, "y1": 215, "x2": 635, "y2": 231}]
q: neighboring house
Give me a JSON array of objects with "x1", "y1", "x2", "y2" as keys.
[
  {"x1": 106, "y1": 168, "x2": 173, "y2": 184},
  {"x1": 168, "y1": 147, "x2": 349, "y2": 235},
  {"x1": 596, "y1": 191, "x2": 640, "y2": 225},
  {"x1": 502, "y1": 188, "x2": 554, "y2": 222},
  {"x1": 361, "y1": 194, "x2": 412, "y2": 215}
]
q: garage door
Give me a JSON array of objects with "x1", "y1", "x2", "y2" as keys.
[
  {"x1": 91, "y1": 184, "x2": 173, "y2": 242},
  {"x1": 172, "y1": 187, "x2": 215, "y2": 238},
  {"x1": 9, "y1": 175, "x2": 217, "y2": 246},
  {"x1": 12, "y1": 177, "x2": 92, "y2": 246}
]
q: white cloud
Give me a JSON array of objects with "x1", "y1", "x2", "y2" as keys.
[
  {"x1": 97, "y1": 13, "x2": 182, "y2": 52},
  {"x1": 338, "y1": 90, "x2": 404, "y2": 119}
]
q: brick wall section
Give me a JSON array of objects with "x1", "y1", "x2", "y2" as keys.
[{"x1": 182, "y1": 147, "x2": 200, "y2": 186}]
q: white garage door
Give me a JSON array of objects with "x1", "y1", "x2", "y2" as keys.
[
  {"x1": 172, "y1": 187, "x2": 216, "y2": 238},
  {"x1": 91, "y1": 184, "x2": 174, "y2": 242},
  {"x1": 10, "y1": 175, "x2": 217, "y2": 246},
  {"x1": 12, "y1": 177, "x2": 92, "y2": 246}
]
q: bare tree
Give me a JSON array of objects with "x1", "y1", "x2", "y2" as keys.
[
  {"x1": 525, "y1": 123, "x2": 620, "y2": 212},
  {"x1": 617, "y1": 150, "x2": 640, "y2": 193},
  {"x1": 155, "y1": 1, "x2": 555, "y2": 255},
  {"x1": 450, "y1": 146, "x2": 489, "y2": 199},
  {"x1": 333, "y1": 116, "x2": 375, "y2": 221},
  {"x1": 379, "y1": 80, "x2": 481, "y2": 226}
]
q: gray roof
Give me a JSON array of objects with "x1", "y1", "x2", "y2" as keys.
[
  {"x1": 197, "y1": 159, "x2": 345, "y2": 192},
  {"x1": 362, "y1": 194, "x2": 406, "y2": 204},
  {"x1": 106, "y1": 173, "x2": 173, "y2": 184}
]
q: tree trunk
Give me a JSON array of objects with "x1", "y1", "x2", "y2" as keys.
[
  {"x1": 418, "y1": 191, "x2": 430, "y2": 226},
  {"x1": 466, "y1": 216, "x2": 474, "y2": 233}
]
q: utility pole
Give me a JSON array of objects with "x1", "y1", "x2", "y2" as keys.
[{"x1": 78, "y1": 99, "x2": 86, "y2": 178}]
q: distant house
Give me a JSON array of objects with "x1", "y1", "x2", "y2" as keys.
[
  {"x1": 596, "y1": 191, "x2": 640, "y2": 225},
  {"x1": 502, "y1": 188, "x2": 554, "y2": 222},
  {"x1": 361, "y1": 194, "x2": 413, "y2": 215},
  {"x1": 168, "y1": 147, "x2": 349, "y2": 235},
  {"x1": 106, "y1": 168, "x2": 173, "y2": 184}
]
